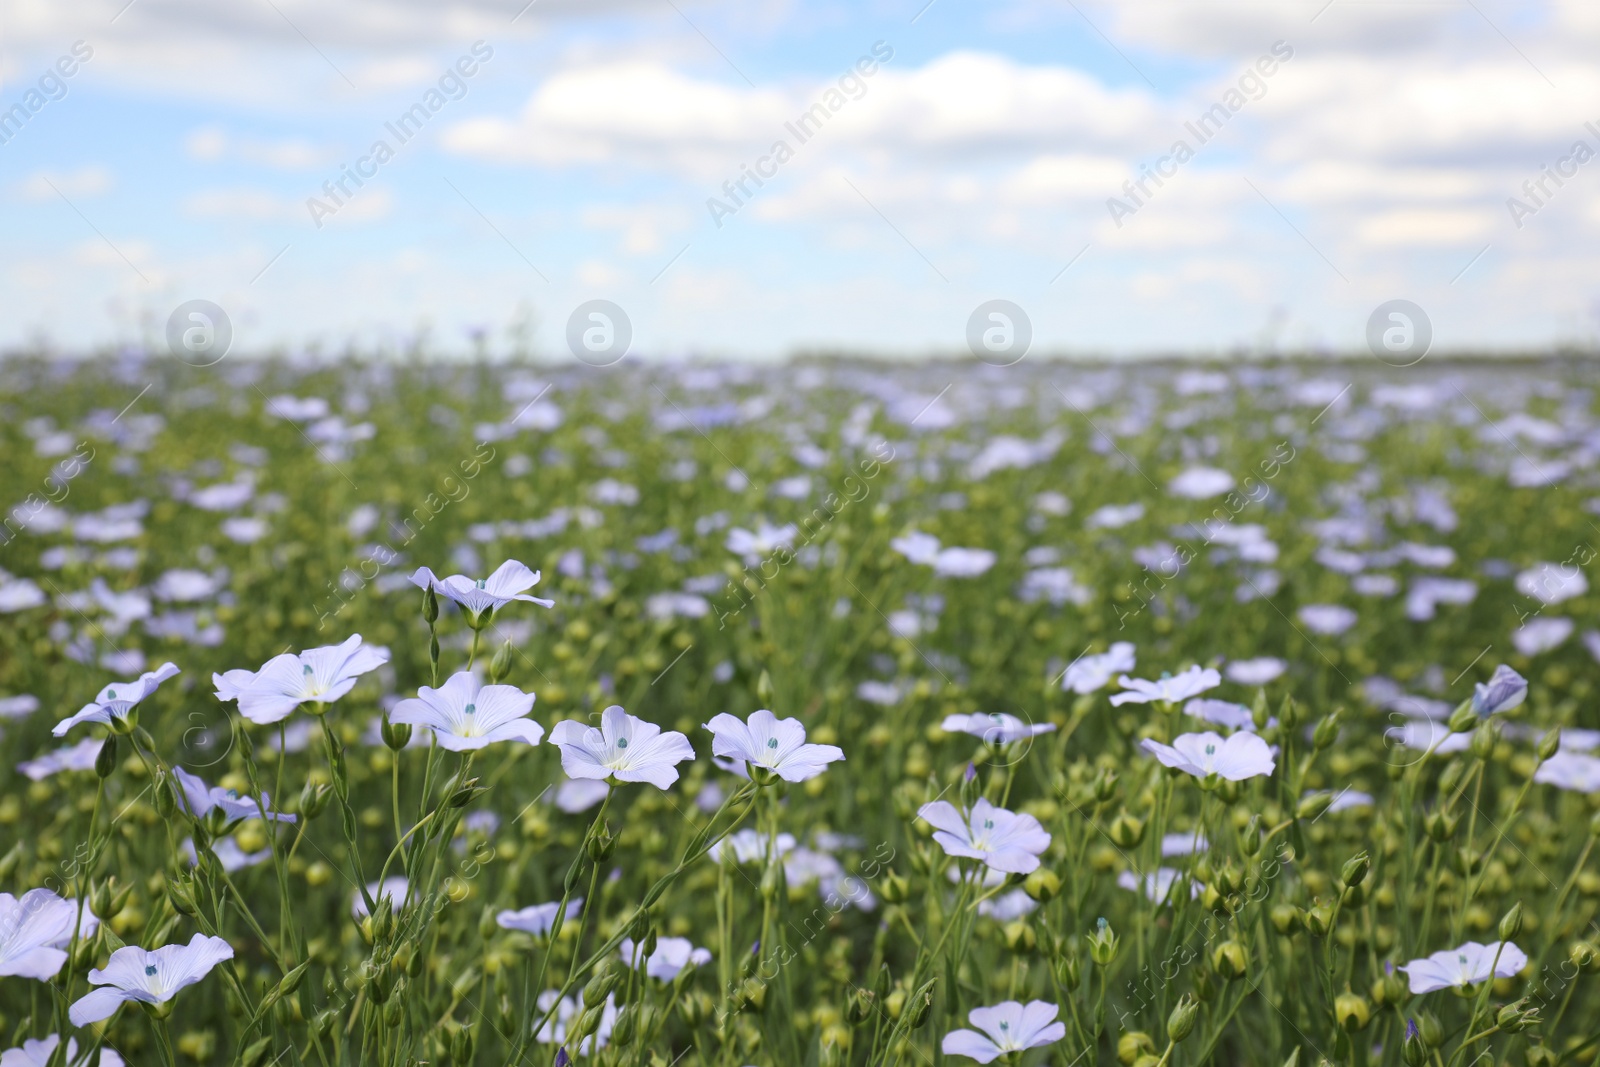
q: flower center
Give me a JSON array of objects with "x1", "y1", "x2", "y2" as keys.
[
  {"x1": 464, "y1": 704, "x2": 476, "y2": 715},
  {"x1": 766, "y1": 738, "x2": 778, "y2": 749},
  {"x1": 1205, "y1": 744, "x2": 1216, "y2": 756},
  {"x1": 476, "y1": 579, "x2": 486, "y2": 589},
  {"x1": 145, "y1": 964, "x2": 157, "y2": 976},
  {"x1": 984, "y1": 819, "x2": 994, "y2": 829},
  {"x1": 616, "y1": 738, "x2": 628, "y2": 749},
  {"x1": 107, "y1": 690, "x2": 117, "y2": 700}
]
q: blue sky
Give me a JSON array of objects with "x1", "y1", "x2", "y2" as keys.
[{"x1": 2, "y1": 0, "x2": 1598, "y2": 358}]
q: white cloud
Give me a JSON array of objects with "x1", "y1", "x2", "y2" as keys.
[
  {"x1": 15, "y1": 166, "x2": 113, "y2": 200},
  {"x1": 184, "y1": 127, "x2": 334, "y2": 170}
]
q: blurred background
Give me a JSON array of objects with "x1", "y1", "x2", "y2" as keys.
[{"x1": 1, "y1": 0, "x2": 1597, "y2": 359}]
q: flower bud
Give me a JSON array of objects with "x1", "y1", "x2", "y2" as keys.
[
  {"x1": 1372, "y1": 972, "x2": 1408, "y2": 1007},
  {"x1": 1424, "y1": 810, "x2": 1458, "y2": 842},
  {"x1": 738, "y1": 977, "x2": 768, "y2": 1014},
  {"x1": 1402, "y1": 1020, "x2": 1427, "y2": 1066},
  {"x1": 611, "y1": 1005, "x2": 638, "y2": 1046},
  {"x1": 580, "y1": 825, "x2": 617, "y2": 869},
  {"x1": 1109, "y1": 812, "x2": 1146, "y2": 848},
  {"x1": 846, "y1": 988, "x2": 875, "y2": 1025},
  {"x1": 1472, "y1": 665, "x2": 1527, "y2": 717},
  {"x1": 1416, "y1": 1011, "x2": 1444, "y2": 1047},
  {"x1": 1305, "y1": 903, "x2": 1333, "y2": 938},
  {"x1": 1447, "y1": 702, "x2": 1478, "y2": 734},
  {"x1": 1526, "y1": 1045, "x2": 1559, "y2": 1067},
  {"x1": 448, "y1": 777, "x2": 482, "y2": 809},
  {"x1": 1167, "y1": 994, "x2": 1199, "y2": 1043},
  {"x1": 1094, "y1": 768, "x2": 1120, "y2": 803},
  {"x1": 906, "y1": 978, "x2": 937, "y2": 1029},
  {"x1": 1024, "y1": 869, "x2": 1061, "y2": 903},
  {"x1": 1312, "y1": 712, "x2": 1341, "y2": 751},
  {"x1": 1497, "y1": 997, "x2": 1539, "y2": 1033},
  {"x1": 584, "y1": 964, "x2": 625, "y2": 1007},
  {"x1": 1118, "y1": 1031, "x2": 1156, "y2": 1065},
  {"x1": 1470, "y1": 719, "x2": 1500, "y2": 761},
  {"x1": 155, "y1": 772, "x2": 179, "y2": 820},
  {"x1": 95, "y1": 735, "x2": 118, "y2": 778},
  {"x1": 489, "y1": 641, "x2": 513, "y2": 685},
  {"x1": 880, "y1": 872, "x2": 910, "y2": 904},
  {"x1": 1212, "y1": 940, "x2": 1248, "y2": 981},
  {"x1": 1088, "y1": 917, "x2": 1120, "y2": 965},
  {"x1": 1055, "y1": 951, "x2": 1081, "y2": 991},
  {"x1": 1538, "y1": 729, "x2": 1562, "y2": 762},
  {"x1": 167, "y1": 877, "x2": 198, "y2": 917},
  {"x1": 422, "y1": 586, "x2": 439, "y2": 624},
  {"x1": 1341, "y1": 852, "x2": 1370, "y2": 889},
  {"x1": 1500, "y1": 901, "x2": 1523, "y2": 941},
  {"x1": 1296, "y1": 793, "x2": 1333, "y2": 821},
  {"x1": 450, "y1": 1025, "x2": 474, "y2": 1065},
  {"x1": 1241, "y1": 814, "x2": 1262, "y2": 857},
  {"x1": 1334, "y1": 992, "x2": 1370, "y2": 1031},
  {"x1": 1570, "y1": 940, "x2": 1600, "y2": 973},
  {"x1": 381, "y1": 716, "x2": 412, "y2": 751}
]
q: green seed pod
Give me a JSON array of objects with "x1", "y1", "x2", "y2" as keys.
[
  {"x1": 381, "y1": 716, "x2": 412, "y2": 751},
  {"x1": 583, "y1": 964, "x2": 624, "y2": 1006},
  {"x1": 1270, "y1": 903, "x2": 1303, "y2": 934},
  {"x1": 480, "y1": 906, "x2": 498, "y2": 940},
  {"x1": 1094, "y1": 768, "x2": 1120, "y2": 803},
  {"x1": 423, "y1": 586, "x2": 439, "y2": 624},
  {"x1": 1305, "y1": 904, "x2": 1333, "y2": 938},
  {"x1": 1109, "y1": 812, "x2": 1146, "y2": 848},
  {"x1": 1526, "y1": 1045, "x2": 1559, "y2": 1067},
  {"x1": 1024, "y1": 869, "x2": 1061, "y2": 903},
  {"x1": 448, "y1": 777, "x2": 482, "y2": 809},
  {"x1": 1212, "y1": 940, "x2": 1248, "y2": 981},
  {"x1": 1416, "y1": 1011, "x2": 1444, "y2": 1047},
  {"x1": 1167, "y1": 994, "x2": 1199, "y2": 1043},
  {"x1": 1118, "y1": 1031, "x2": 1156, "y2": 1065},
  {"x1": 1334, "y1": 992, "x2": 1371, "y2": 1031}
]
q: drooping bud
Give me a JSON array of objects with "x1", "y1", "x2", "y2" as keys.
[{"x1": 95, "y1": 735, "x2": 118, "y2": 778}]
